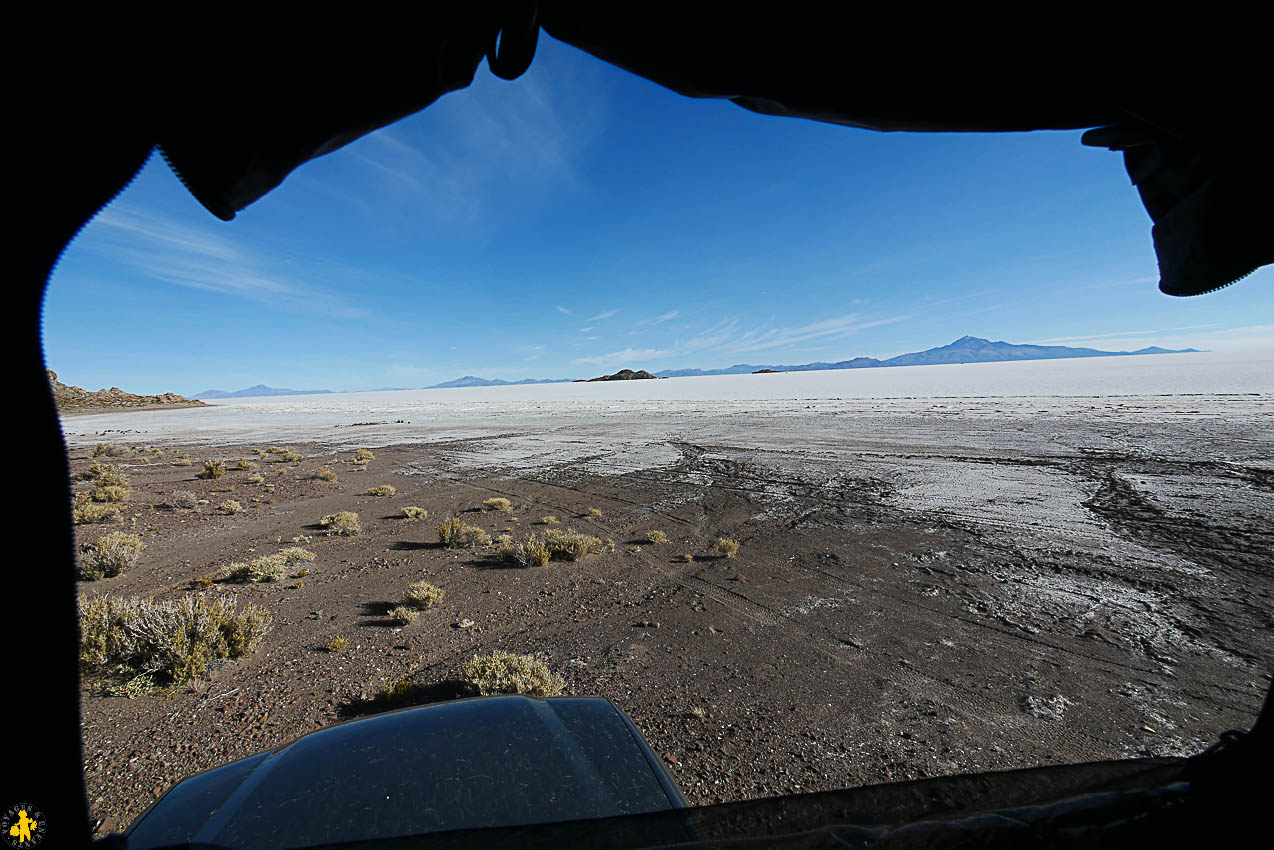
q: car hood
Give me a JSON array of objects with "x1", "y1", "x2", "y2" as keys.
[{"x1": 124, "y1": 696, "x2": 684, "y2": 849}]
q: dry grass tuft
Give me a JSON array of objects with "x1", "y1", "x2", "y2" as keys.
[
  {"x1": 320, "y1": 511, "x2": 362, "y2": 536},
  {"x1": 198, "y1": 460, "x2": 227, "y2": 480},
  {"x1": 388, "y1": 605, "x2": 419, "y2": 625},
  {"x1": 217, "y1": 500, "x2": 245, "y2": 515},
  {"x1": 170, "y1": 491, "x2": 198, "y2": 510},
  {"x1": 482, "y1": 497, "x2": 512, "y2": 512},
  {"x1": 401, "y1": 506, "x2": 428, "y2": 519},
  {"x1": 78, "y1": 462, "x2": 129, "y2": 488},
  {"x1": 313, "y1": 466, "x2": 339, "y2": 482},
  {"x1": 461, "y1": 650, "x2": 564, "y2": 697},
  {"x1": 586, "y1": 507, "x2": 604, "y2": 518},
  {"x1": 646, "y1": 530, "x2": 669, "y2": 544},
  {"x1": 325, "y1": 636, "x2": 349, "y2": 653},
  {"x1": 714, "y1": 537, "x2": 741, "y2": 558},
  {"x1": 499, "y1": 535, "x2": 552, "y2": 568},
  {"x1": 401, "y1": 581, "x2": 445, "y2": 609},
  {"x1": 73, "y1": 493, "x2": 120, "y2": 525},
  {"x1": 246, "y1": 473, "x2": 265, "y2": 485},
  {"x1": 91, "y1": 484, "x2": 130, "y2": 503},
  {"x1": 354, "y1": 449, "x2": 375, "y2": 462},
  {"x1": 223, "y1": 548, "x2": 314, "y2": 583},
  {"x1": 79, "y1": 594, "x2": 272, "y2": 684},
  {"x1": 78, "y1": 532, "x2": 145, "y2": 580},
  {"x1": 236, "y1": 459, "x2": 256, "y2": 471},
  {"x1": 366, "y1": 485, "x2": 397, "y2": 497},
  {"x1": 437, "y1": 517, "x2": 491, "y2": 549},
  {"x1": 543, "y1": 527, "x2": 611, "y2": 561},
  {"x1": 92, "y1": 443, "x2": 128, "y2": 457},
  {"x1": 539, "y1": 515, "x2": 559, "y2": 525}
]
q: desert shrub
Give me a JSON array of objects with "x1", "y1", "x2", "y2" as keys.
[
  {"x1": 91, "y1": 484, "x2": 130, "y2": 503},
  {"x1": 499, "y1": 535, "x2": 551, "y2": 568},
  {"x1": 79, "y1": 593, "x2": 272, "y2": 683},
  {"x1": 173, "y1": 455, "x2": 193, "y2": 466},
  {"x1": 326, "y1": 636, "x2": 349, "y2": 652},
  {"x1": 587, "y1": 507, "x2": 603, "y2": 518},
  {"x1": 378, "y1": 676, "x2": 416, "y2": 703},
  {"x1": 543, "y1": 528, "x2": 609, "y2": 561},
  {"x1": 170, "y1": 491, "x2": 199, "y2": 509},
  {"x1": 482, "y1": 497, "x2": 512, "y2": 512},
  {"x1": 278, "y1": 450, "x2": 303, "y2": 463},
  {"x1": 217, "y1": 500, "x2": 245, "y2": 515},
  {"x1": 236, "y1": 459, "x2": 255, "y2": 471},
  {"x1": 401, "y1": 506, "x2": 428, "y2": 519},
  {"x1": 78, "y1": 532, "x2": 145, "y2": 580},
  {"x1": 354, "y1": 449, "x2": 375, "y2": 462},
  {"x1": 646, "y1": 530, "x2": 669, "y2": 544},
  {"x1": 321, "y1": 511, "x2": 362, "y2": 536},
  {"x1": 278, "y1": 547, "x2": 316, "y2": 564},
  {"x1": 366, "y1": 485, "x2": 397, "y2": 497},
  {"x1": 223, "y1": 547, "x2": 314, "y2": 583},
  {"x1": 402, "y1": 581, "x2": 445, "y2": 609},
  {"x1": 683, "y1": 553, "x2": 695, "y2": 563},
  {"x1": 388, "y1": 605, "x2": 419, "y2": 625},
  {"x1": 461, "y1": 650, "x2": 564, "y2": 697},
  {"x1": 714, "y1": 537, "x2": 740, "y2": 558},
  {"x1": 246, "y1": 473, "x2": 265, "y2": 485},
  {"x1": 78, "y1": 462, "x2": 129, "y2": 487},
  {"x1": 539, "y1": 515, "x2": 559, "y2": 525},
  {"x1": 92, "y1": 443, "x2": 127, "y2": 457},
  {"x1": 73, "y1": 493, "x2": 120, "y2": 525},
  {"x1": 314, "y1": 466, "x2": 338, "y2": 482},
  {"x1": 437, "y1": 517, "x2": 491, "y2": 549},
  {"x1": 198, "y1": 460, "x2": 227, "y2": 479},
  {"x1": 251, "y1": 448, "x2": 269, "y2": 458}
]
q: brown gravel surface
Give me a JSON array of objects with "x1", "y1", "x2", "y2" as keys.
[{"x1": 72, "y1": 436, "x2": 1273, "y2": 833}]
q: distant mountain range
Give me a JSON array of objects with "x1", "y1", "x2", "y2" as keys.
[
  {"x1": 193, "y1": 385, "x2": 335, "y2": 399},
  {"x1": 652, "y1": 336, "x2": 1199, "y2": 377},
  {"x1": 193, "y1": 338, "x2": 1200, "y2": 397}
]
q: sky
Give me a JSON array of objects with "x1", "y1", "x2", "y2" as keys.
[{"x1": 44, "y1": 35, "x2": 1272, "y2": 395}]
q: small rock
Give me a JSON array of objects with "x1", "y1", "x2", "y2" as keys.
[{"x1": 455, "y1": 618, "x2": 475, "y2": 629}]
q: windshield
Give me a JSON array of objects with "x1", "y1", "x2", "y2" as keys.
[{"x1": 46, "y1": 32, "x2": 1273, "y2": 841}]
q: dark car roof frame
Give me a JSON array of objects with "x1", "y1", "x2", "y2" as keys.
[{"x1": 10, "y1": 8, "x2": 1271, "y2": 846}]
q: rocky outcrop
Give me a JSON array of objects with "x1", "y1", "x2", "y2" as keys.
[
  {"x1": 47, "y1": 370, "x2": 207, "y2": 412},
  {"x1": 587, "y1": 369, "x2": 658, "y2": 382}
]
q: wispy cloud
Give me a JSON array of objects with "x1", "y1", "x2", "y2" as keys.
[
  {"x1": 574, "y1": 312, "x2": 908, "y2": 367},
  {"x1": 326, "y1": 47, "x2": 608, "y2": 226},
  {"x1": 587, "y1": 308, "x2": 619, "y2": 322},
  {"x1": 1031, "y1": 324, "x2": 1222, "y2": 345},
  {"x1": 555, "y1": 305, "x2": 573, "y2": 315},
  {"x1": 83, "y1": 205, "x2": 375, "y2": 319},
  {"x1": 636, "y1": 310, "x2": 679, "y2": 326},
  {"x1": 1030, "y1": 324, "x2": 1274, "y2": 352}
]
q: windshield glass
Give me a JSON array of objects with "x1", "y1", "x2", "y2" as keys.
[{"x1": 47, "y1": 33, "x2": 1274, "y2": 839}]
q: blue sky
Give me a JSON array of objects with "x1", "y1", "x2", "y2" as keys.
[{"x1": 45, "y1": 35, "x2": 1272, "y2": 395}]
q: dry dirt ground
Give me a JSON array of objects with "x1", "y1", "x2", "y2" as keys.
[{"x1": 71, "y1": 403, "x2": 1273, "y2": 832}]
